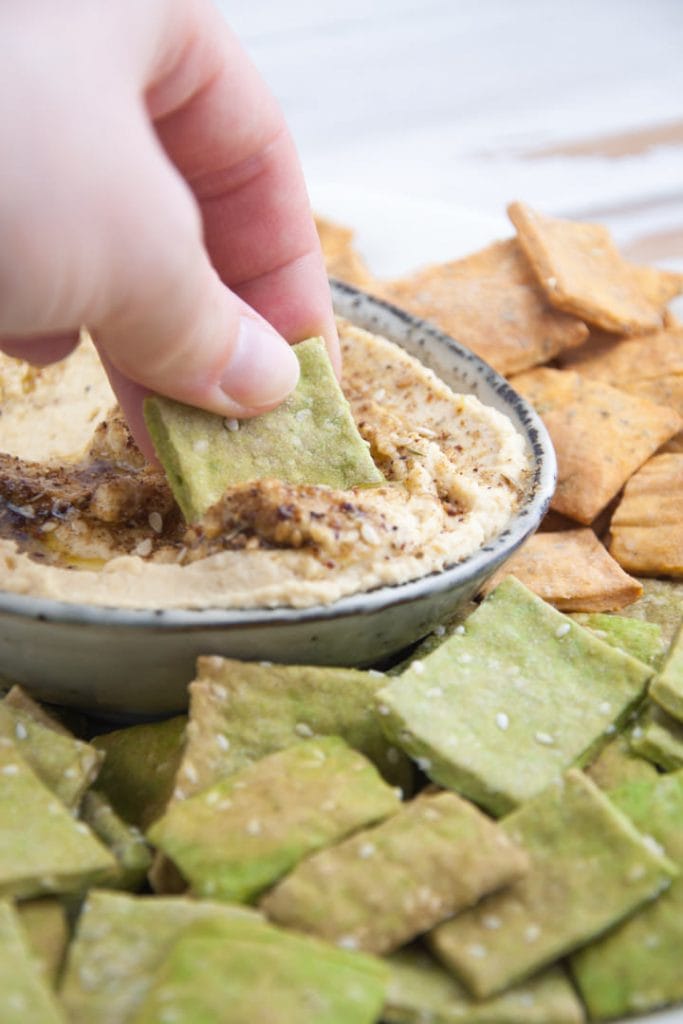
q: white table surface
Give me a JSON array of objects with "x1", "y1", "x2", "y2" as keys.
[{"x1": 216, "y1": 0, "x2": 683, "y2": 270}]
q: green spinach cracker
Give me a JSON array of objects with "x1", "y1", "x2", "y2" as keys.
[{"x1": 144, "y1": 336, "x2": 383, "y2": 521}]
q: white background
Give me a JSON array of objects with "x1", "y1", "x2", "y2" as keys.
[{"x1": 215, "y1": 0, "x2": 683, "y2": 270}]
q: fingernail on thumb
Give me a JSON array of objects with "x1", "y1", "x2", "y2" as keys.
[{"x1": 220, "y1": 316, "x2": 299, "y2": 408}]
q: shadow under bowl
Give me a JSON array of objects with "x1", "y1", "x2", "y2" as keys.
[{"x1": 0, "y1": 281, "x2": 556, "y2": 717}]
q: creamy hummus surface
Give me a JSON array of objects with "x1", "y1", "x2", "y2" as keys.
[{"x1": 0, "y1": 322, "x2": 529, "y2": 610}]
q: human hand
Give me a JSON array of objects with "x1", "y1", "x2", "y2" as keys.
[{"x1": 0, "y1": 0, "x2": 338, "y2": 456}]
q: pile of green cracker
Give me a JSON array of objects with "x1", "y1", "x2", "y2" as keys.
[{"x1": 3, "y1": 576, "x2": 683, "y2": 1022}]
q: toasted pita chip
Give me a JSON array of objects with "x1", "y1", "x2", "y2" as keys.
[
  {"x1": 481, "y1": 529, "x2": 642, "y2": 611},
  {"x1": 633, "y1": 262, "x2": 683, "y2": 308},
  {"x1": 609, "y1": 452, "x2": 683, "y2": 575},
  {"x1": 508, "y1": 202, "x2": 666, "y2": 333},
  {"x1": 512, "y1": 368, "x2": 682, "y2": 523},
  {"x1": 314, "y1": 215, "x2": 378, "y2": 290},
  {"x1": 383, "y1": 239, "x2": 588, "y2": 376},
  {"x1": 560, "y1": 326, "x2": 683, "y2": 420}
]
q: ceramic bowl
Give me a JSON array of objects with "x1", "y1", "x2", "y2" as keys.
[{"x1": 0, "y1": 281, "x2": 556, "y2": 717}]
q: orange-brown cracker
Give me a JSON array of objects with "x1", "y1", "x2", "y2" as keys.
[
  {"x1": 609, "y1": 452, "x2": 683, "y2": 576},
  {"x1": 481, "y1": 529, "x2": 642, "y2": 611},
  {"x1": 508, "y1": 201, "x2": 666, "y2": 334},
  {"x1": 314, "y1": 215, "x2": 378, "y2": 290},
  {"x1": 382, "y1": 239, "x2": 588, "y2": 376},
  {"x1": 512, "y1": 367, "x2": 682, "y2": 524}
]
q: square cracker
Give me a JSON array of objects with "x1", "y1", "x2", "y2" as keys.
[
  {"x1": 650, "y1": 617, "x2": 683, "y2": 722},
  {"x1": 382, "y1": 239, "x2": 588, "y2": 376},
  {"x1": 512, "y1": 367, "x2": 682, "y2": 523},
  {"x1": 376, "y1": 577, "x2": 652, "y2": 816},
  {"x1": 481, "y1": 528, "x2": 642, "y2": 611},
  {"x1": 384, "y1": 950, "x2": 584, "y2": 1024},
  {"x1": 560, "y1": 325, "x2": 683, "y2": 417},
  {"x1": 570, "y1": 771, "x2": 683, "y2": 1019},
  {"x1": 609, "y1": 452, "x2": 683, "y2": 575},
  {"x1": 260, "y1": 790, "x2": 528, "y2": 955},
  {"x1": 429, "y1": 769, "x2": 677, "y2": 998},
  {"x1": 144, "y1": 336, "x2": 383, "y2": 522},
  {"x1": 508, "y1": 201, "x2": 668, "y2": 333}
]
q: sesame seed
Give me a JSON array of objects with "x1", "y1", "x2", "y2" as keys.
[
  {"x1": 1, "y1": 764, "x2": 19, "y2": 775},
  {"x1": 47, "y1": 801, "x2": 61, "y2": 815},
  {"x1": 422, "y1": 806, "x2": 441, "y2": 821},
  {"x1": 524, "y1": 924, "x2": 541, "y2": 942},
  {"x1": 598, "y1": 701, "x2": 611, "y2": 714},
  {"x1": 377, "y1": 703, "x2": 391, "y2": 716},
  {"x1": 223, "y1": 418, "x2": 240, "y2": 432},
  {"x1": 294, "y1": 722, "x2": 314, "y2": 738},
  {"x1": 433, "y1": 624, "x2": 446, "y2": 637},
  {"x1": 193, "y1": 438, "x2": 209, "y2": 453},
  {"x1": 182, "y1": 762, "x2": 199, "y2": 784},
  {"x1": 64, "y1": 766, "x2": 78, "y2": 779},
  {"x1": 14, "y1": 721, "x2": 27, "y2": 741},
  {"x1": 216, "y1": 734, "x2": 230, "y2": 751},
  {"x1": 148, "y1": 511, "x2": 163, "y2": 533},
  {"x1": 459, "y1": 652, "x2": 473, "y2": 663},
  {"x1": 412, "y1": 660, "x2": 425, "y2": 674},
  {"x1": 631, "y1": 725, "x2": 644, "y2": 740},
  {"x1": 260, "y1": 660, "x2": 273, "y2": 668},
  {"x1": 627, "y1": 864, "x2": 646, "y2": 882},
  {"x1": 337, "y1": 936, "x2": 359, "y2": 950},
  {"x1": 555, "y1": 622, "x2": 571, "y2": 638},
  {"x1": 246, "y1": 818, "x2": 262, "y2": 836},
  {"x1": 172, "y1": 787, "x2": 187, "y2": 801},
  {"x1": 75, "y1": 822, "x2": 90, "y2": 835},
  {"x1": 643, "y1": 835, "x2": 665, "y2": 857},
  {"x1": 358, "y1": 842, "x2": 376, "y2": 859},
  {"x1": 368, "y1": 669, "x2": 385, "y2": 677},
  {"x1": 204, "y1": 791, "x2": 220, "y2": 806},
  {"x1": 416, "y1": 756, "x2": 432, "y2": 772},
  {"x1": 481, "y1": 914, "x2": 501, "y2": 930},
  {"x1": 547, "y1": 276, "x2": 558, "y2": 289},
  {"x1": 134, "y1": 538, "x2": 153, "y2": 558},
  {"x1": 534, "y1": 731, "x2": 555, "y2": 746},
  {"x1": 644, "y1": 933, "x2": 661, "y2": 949},
  {"x1": 605, "y1": 724, "x2": 617, "y2": 735},
  {"x1": 467, "y1": 943, "x2": 487, "y2": 958},
  {"x1": 211, "y1": 683, "x2": 228, "y2": 700},
  {"x1": 495, "y1": 712, "x2": 510, "y2": 731},
  {"x1": 454, "y1": 624, "x2": 466, "y2": 635},
  {"x1": 426, "y1": 686, "x2": 443, "y2": 698},
  {"x1": 361, "y1": 522, "x2": 381, "y2": 545},
  {"x1": 373, "y1": 388, "x2": 386, "y2": 401},
  {"x1": 386, "y1": 747, "x2": 400, "y2": 764},
  {"x1": 393, "y1": 787, "x2": 404, "y2": 800},
  {"x1": 41, "y1": 520, "x2": 58, "y2": 533}
]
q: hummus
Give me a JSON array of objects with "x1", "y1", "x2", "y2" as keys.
[{"x1": 0, "y1": 322, "x2": 529, "y2": 610}]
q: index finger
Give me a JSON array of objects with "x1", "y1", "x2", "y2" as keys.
[{"x1": 144, "y1": 0, "x2": 339, "y2": 372}]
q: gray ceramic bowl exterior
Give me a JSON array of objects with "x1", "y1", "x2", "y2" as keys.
[{"x1": 0, "y1": 281, "x2": 556, "y2": 716}]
